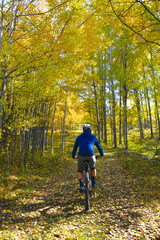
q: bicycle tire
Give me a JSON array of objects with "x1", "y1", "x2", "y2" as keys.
[{"x1": 85, "y1": 171, "x2": 90, "y2": 211}]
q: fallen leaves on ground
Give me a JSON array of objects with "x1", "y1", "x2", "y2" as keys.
[{"x1": 0, "y1": 148, "x2": 160, "y2": 239}]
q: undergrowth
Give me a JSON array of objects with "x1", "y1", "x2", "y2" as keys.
[{"x1": 0, "y1": 130, "x2": 160, "y2": 239}]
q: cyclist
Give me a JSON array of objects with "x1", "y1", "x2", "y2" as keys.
[{"x1": 72, "y1": 124, "x2": 104, "y2": 190}]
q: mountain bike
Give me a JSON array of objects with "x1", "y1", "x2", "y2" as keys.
[{"x1": 84, "y1": 155, "x2": 99, "y2": 211}]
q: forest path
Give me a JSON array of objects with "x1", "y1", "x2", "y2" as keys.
[{"x1": 0, "y1": 146, "x2": 160, "y2": 239}]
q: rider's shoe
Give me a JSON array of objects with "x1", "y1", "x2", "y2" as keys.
[
  {"x1": 80, "y1": 186, "x2": 84, "y2": 192},
  {"x1": 92, "y1": 183, "x2": 96, "y2": 188}
]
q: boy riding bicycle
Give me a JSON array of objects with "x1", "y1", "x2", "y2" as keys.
[{"x1": 72, "y1": 124, "x2": 104, "y2": 190}]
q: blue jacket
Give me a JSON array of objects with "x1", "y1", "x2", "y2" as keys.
[{"x1": 72, "y1": 130, "x2": 104, "y2": 158}]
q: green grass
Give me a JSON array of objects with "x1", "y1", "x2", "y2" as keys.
[{"x1": 0, "y1": 130, "x2": 160, "y2": 239}]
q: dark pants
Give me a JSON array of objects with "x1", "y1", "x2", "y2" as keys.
[{"x1": 78, "y1": 155, "x2": 96, "y2": 172}]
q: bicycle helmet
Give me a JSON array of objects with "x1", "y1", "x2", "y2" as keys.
[{"x1": 83, "y1": 124, "x2": 92, "y2": 131}]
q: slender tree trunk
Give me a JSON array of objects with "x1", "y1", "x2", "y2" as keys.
[
  {"x1": 0, "y1": 0, "x2": 15, "y2": 131},
  {"x1": 110, "y1": 105, "x2": 113, "y2": 145},
  {"x1": 123, "y1": 82, "x2": 128, "y2": 150},
  {"x1": 99, "y1": 53, "x2": 104, "y2": 140},
  {"x1": 7, "y1": 142, "x2": 11, "y2": 176},
  {"x1": 22, "y1": 129, "x2": 25, "y2": 170},
  {"x1": 146, "y1": 86, "x2": 154, "y2": 138},
  {"x1": 88, "y1": 97, "x2": 92, "y2": 124},
  {"x1": 101, "y1": 90, "x2": 104, "y2": 140},
  {"x1": 19, "y1": 129, "x2": 22, "y2": 154},
  {"x1": 143, "y1": 63, "x2": 153, "y2": 137},
  {"x1": 134, "y1": 88, "x2": 144, "y2": 139},
  {"x1": 25, "y1": 130, "x2": 29, "y2": 160},
  {"x1": 144, "y1": 94, "x2": 149, "y2": 129},
  {"x1": 122, "y1": 46, "x2": 128, "y2": 150},
  {"x1": 93, "y1": 81, "x2": 101, "y2": 142},
  {"x1": 42, "y1": 101, "x2": 48, "y2": 155},
  {"x1": 103, "y1": 96, "x2": 107, "y2": 145},
  {"x1": 32, "y1": 127, "x2": 36, "y2": 161},
  {"x1": 150, "y1": 50, "x2": 160, "y2": 138},
  {"x1": 37, "y1": 102, "x2": 44, "y2": 151},
  {"x1": 32, "y1": 104, "x2": 38, "y2": 158},
  {"x1": 142, "y1": 65, "x2": 150, "y2": 129},
  {"x1": 119, "y1": 84, "x2": 122, "y2": 145},
  {"x1": 62, "y1": 86, "x2": 68, "y2": 154},
  {"x1": 51, "y1": 102, "x2": 57, "y2": 153},
  {"x1": 45, "y1": 105, "x2": 50, "y2": 150},
  {"x1": 0, "y1": 0, "x2": 4, "y2": 50},
  {"x1": 154, "y1": 94, "x2": 160, "y2": 138},
  {"x1": 45, "y1": 122, "x2": 49, "y2": 150},
  {"x1": 110, "y1": 45, "x2": 117, "y2": 147},
  {"x1": 28, "y1": 128, "x2": 32, "y2": 151},
  {"x1": 155, "y1": 111, "x2": 158, "y2": 152},
  {"x1": 140, "y1": 91, "x2": 145, "y2": 129},
  {"x1": 103, "y1": 50, "x2": 107, "y2": 145}
]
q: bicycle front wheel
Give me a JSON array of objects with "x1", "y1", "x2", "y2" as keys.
[{"x1": 85, "y1": 171, "x2": 90, "y2": 211}]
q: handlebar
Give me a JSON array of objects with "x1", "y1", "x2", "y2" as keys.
[{"x1": 73, "y1": 155, "x2": 102, "y2": 159}]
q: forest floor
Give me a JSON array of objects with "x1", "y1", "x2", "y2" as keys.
[{"x1": 0, "y1": 136, "x2": 160, "y2": 239}]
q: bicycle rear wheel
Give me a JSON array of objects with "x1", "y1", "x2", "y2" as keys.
[{"x1": 85, "y1": 171, "x2": 90, "y2": 211}]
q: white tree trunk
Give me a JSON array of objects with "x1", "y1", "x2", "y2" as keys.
[
  {"x1": 51, "y1": 102, "x2": 57, "y2": 152},
  {"x1": 0, "y1": 0, "x2": 15, "y2": 131},
  {"x1": 62, "y1": 86, "x2": 68, "y2": 154},
  {"x1": 93, "y1": 82, "x2": 101, "y2": 142},
  {"x1": 110, "y1": 45, "x2": 117, "y2": 148},
  {"x1": 0, "y1": 0, "x2": 4, "y2": 50}
]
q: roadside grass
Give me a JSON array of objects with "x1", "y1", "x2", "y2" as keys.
[
  {"x1": 0, "y1": 130, "x2": 160, "y2": 239},
  {"x1": 127, "y1": 128, "x2": 160, "y2": 159}
]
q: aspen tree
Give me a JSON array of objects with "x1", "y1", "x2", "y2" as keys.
[
  {"x1": 0, "y1": 0, "x2": 15, "y2": 133},
  {"x1": 109, "y1": 43, "x2": 117, "y2": 148},
  {"x1": 62, "y1": 85, "x2": 68, "y2": 154}
]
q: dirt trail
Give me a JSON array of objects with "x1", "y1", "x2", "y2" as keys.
[{"x1": 0, "y1": 148, "x2": 160, "y2": 239}]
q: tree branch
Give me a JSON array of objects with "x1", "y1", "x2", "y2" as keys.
[
  {"x1": 119, "y1": 1, "x2": 137, "y2": 17},
  {"x1": 77, "y1": 11, "x2": 97, "y2": 28},
  {"x1": 137, "y1": 0, "x2": 160, "y2": 23},
  {"x1": 12, "y1": 11, "x2": 54, "y2": 43},
  {"x1": 109, "y1": 0, "x2": 160, "y2": 47},
  {"x1": 17, "y1": 1, "x2": 69, "y2": 17}
]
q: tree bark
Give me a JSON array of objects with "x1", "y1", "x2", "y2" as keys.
[
  {"x1": 142, "y1": 65, "x2": 150, "y2": 129},
  {"x1": 134, "y1": 88, "x2": 144, "y2": 139},
  {"x1": 150, "y1": 50, "x2": 160, "y2": 138},
  {"x1": 62, "y1": 86, "x2": 68, "y2": 154},
  {"x1": 45, "y1": 104, "x2": 50, "y2": 150},
  {"x1": 101, "y1": 90, "x2": 104, "y2": 140},
  {"x1": 21, "y1": 129, "x2": 25, "y2": 170},
  {"x1": 51, "y1": 102, "x2": 57, "y2": 153},
  {"x1": 119, "y1": 84, "x2": 122, "y2": 145},
  {"x1": 110, "y1": 45, "x2": 117, "y2": 148},
  {"x1": 123, "y1": 83, "x2": 128, "y2": 150},
  {"x1": 103, "y1": 50, "x2": 108, "y2": 145},
  {"x1": 42, "y1": 101, "x2": 48, "y2": 155},
  {"x1": 0, "y1": 0, "x2": 15, "y2": 131},
  {"x1": 0, "y1": 0, "x2": 4, "y2": 50},
  {"x1": 122, "y1": 46, "x2": 128, "y2": 150},
  {"x1": 146, "y1": 87, "x2": 154, "y2": 138},
  {"x1": 93, "y1": 81, "x2": 101, "y2": 142}
]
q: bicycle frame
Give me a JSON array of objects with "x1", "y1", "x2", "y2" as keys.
[
  {"x1": 84, "y1": 160, "x2": 92, "y2": 211},
  {"x1": 81, "y1": 156, "x2": 100, "y2": 211}
]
